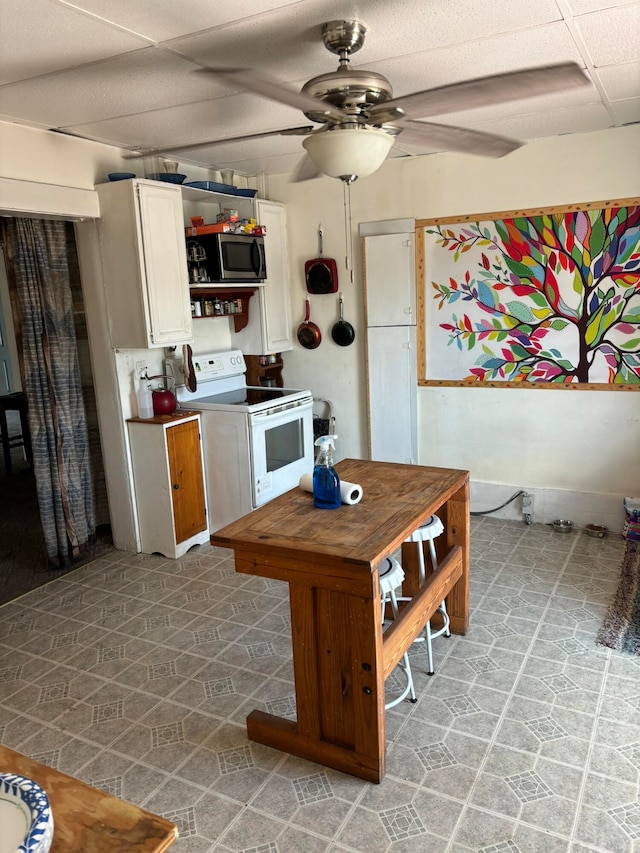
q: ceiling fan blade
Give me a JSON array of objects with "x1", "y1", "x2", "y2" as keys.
[
  {"x1": 396, "y1": 120, "x2": 522, "y2": 158},
  {"x1": 124, "y1": 126, "x2": 315, "y2": 158},
  {"x1": 373, "y1": 62, "x2": 589, "y2": 120},
  {"x1": 198, "y1": 66, "x2": 345, "y2": 122},
  {"x1": 290, "y1": 153, "x2": 322, "y2": 183}
]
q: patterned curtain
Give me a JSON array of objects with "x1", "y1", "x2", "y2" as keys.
[{"x1": 1, "y1": 218, "x2": 95, "y2": 567}]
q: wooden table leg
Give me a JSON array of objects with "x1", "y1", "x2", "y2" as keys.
[
  {"x1": 444, "y1": 481, "x2": 470, "y2": 635},
  {"x1": 245, "y1": 579, "x2": 387, "y2": 783}
]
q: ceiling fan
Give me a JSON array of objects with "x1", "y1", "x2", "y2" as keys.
[{"x1": 154, "y1": 20, "x2": 590, "y2": 183}]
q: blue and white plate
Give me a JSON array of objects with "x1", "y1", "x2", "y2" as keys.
[{"x1": 0, "y1": 774, "x2": 54, "y2": 853}]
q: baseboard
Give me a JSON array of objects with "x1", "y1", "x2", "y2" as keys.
[{"x1": 470, "y1": 480, "x2": 627, "y2": 534}]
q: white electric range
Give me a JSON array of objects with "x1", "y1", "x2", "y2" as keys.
[{"x1": 172, "y1": 349, "x2": 313, "y2": 532}]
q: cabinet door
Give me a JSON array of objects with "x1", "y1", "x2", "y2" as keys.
[
  {"x1": 364, "y1": 233, "x2": 415, "y2": 327},
  {"x1": 167, "y1": 419, "x2": 207, "y2": 543},
  {"x1": 137, "y1": 182, "x2": 193, "y2": 346},
  {"x1": 366, "y1": 325, "x2": 417, "y2": 464},
  {"x1": 256, "y1": 200, "x2": 292, "y2": 353},
  {"x1": 97, "y1": 180, "x2": 193, "y2": 348}
]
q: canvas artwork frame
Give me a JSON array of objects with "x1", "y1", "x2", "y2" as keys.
[{"x1": 416, "y1": 198, "x2": 640, "y2": 389}]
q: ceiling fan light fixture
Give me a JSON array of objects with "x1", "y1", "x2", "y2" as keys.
[{"x1": 302, "y1": 127, "x2": 393, "y2": 181}]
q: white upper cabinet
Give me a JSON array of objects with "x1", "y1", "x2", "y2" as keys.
[
  {"x1": 96, "y1": 179, "x2": 193, "y2": 348},
  {"x1": 234, "y1": 199, "x2": 292, "y2": 354}
]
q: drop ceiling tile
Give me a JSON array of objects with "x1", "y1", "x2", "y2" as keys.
[
  {"x1": 361, "y1": 23, "x2": 587, "y2": 98},
  {"x1": 595, "y1": 61, "x2": 640, "y2": 99},
  {"x1": 171, "y1": 132, "x2": 307, "y2": 164},
  {"x1": 573, "y1": 4, "x2": 640, "y2": 66},
  {"x1": 59, "y1": 0, "x2": 305, "y2": 43},
  {"x1": 609, "y1": 96, "x2": 640, "y2": 123},
  {"x1": 336, "y1": 0, "x2": 564, "y2": 58},
  {"x1": 468, "y1": 102, "x2": 614, "y2": 139},
  {"x1": 0, "y1": 0, "x2": 150, "y2": 85},
  {"x1": 66, "y1": 93, "x2": 303, "y2": 150},
  {"x1": 168, "y1": 0, "x2": 564, "y2": 85},
  {"x1": 564, "y1": 0, "x2": 637, "y2": 13},
  {"x1": 0, "y1": 48, "x2": 230, "y2": 128},
  {"x1": 203, "y1": 151, "x2": 305, "y2": 176}
]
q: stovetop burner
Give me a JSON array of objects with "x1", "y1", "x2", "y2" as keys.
[{"x1": 194, "y1": 387, "x2": 293, "y2": 407}]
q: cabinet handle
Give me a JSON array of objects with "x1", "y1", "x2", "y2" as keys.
[{"x1": 173, "y1": 483, "x2": 179, "y2": 490}]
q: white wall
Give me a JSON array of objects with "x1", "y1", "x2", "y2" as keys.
[
  {"x1": 269, "y1": 125, "x2": 640, "y2": 531},
  {"x1": 1, "y1": 120, "x2": 638, "y2": 535}
]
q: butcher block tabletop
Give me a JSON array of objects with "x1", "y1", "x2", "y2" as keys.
[
  {"x1": 0, "y1": 744, "x2": 178, "y2": 852},
  {"x1": 212, "y1": 458, "x2": 469, "y2": 569}
]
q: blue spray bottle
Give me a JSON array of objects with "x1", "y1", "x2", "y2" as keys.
[{"x1": 313, "y1": 434, "x2": 341, "y2": 510}]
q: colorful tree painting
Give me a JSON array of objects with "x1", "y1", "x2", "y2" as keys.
[{"x1": 426, "y1": 205, "x2": 640, "y2": 383}]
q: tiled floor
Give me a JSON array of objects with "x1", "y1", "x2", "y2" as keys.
[{"x1": 1, "y1": 518, "x2": 639, "y2": 852}]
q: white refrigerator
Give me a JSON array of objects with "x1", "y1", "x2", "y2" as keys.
[{"x1": 362, "y1": 225, "x2": 417, "y2": 464}]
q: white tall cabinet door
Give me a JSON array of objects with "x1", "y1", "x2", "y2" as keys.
[
  {"x1": 366, "y1": 325, "x2": 417, "y2": 464},
  {"x1": 235, "y1": 200, "x2": 292, "y2": 354},
  {"x1": 96, "y1": 179, "x2": 192, "y2": 348},
  {"x1": 364, "y1": 232, "x2": 415, "y2": 327},
  {"x1": 363, "y1": 229, "x2": 417, "y2": 464}
]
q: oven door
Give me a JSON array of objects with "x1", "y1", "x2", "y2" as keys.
[{"x1": 249, "y1": 399, "x2": 314, "y2": 507}]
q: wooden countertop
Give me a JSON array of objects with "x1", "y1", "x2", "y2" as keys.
[
  {"x1": 127, "y1": 410, "x2": 200, "y2": 425},
  {"x1": 212, "y1": 457, "x2": 469, "y2": 570},
  {"x1": 0, "y1": 745, "x2": 178, "y2": 853}
]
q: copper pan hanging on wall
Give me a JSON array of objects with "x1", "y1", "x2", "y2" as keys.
[{"x1": 296, "y1": 297, "x2": 322, "y2": 349}]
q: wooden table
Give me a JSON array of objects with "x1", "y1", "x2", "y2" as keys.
[
  {"x1": 211, "y1": 458, "x2": 470, "y2": 783},
  {"x1": 0, "y1": 745, "x2": 178, "y2": 852}
]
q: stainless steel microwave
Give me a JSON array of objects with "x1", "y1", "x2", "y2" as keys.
[{"x1": 190, "y1": 233, "x2": 267, "y2": 283}]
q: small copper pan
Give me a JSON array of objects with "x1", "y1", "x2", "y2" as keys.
[{"x1": 297, "y1": 298, "x2": 322, "y2": 349}]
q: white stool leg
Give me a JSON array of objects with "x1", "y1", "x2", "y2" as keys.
[
  {"x1": 388, "y1": 587, "x2": 416, "y2": 706},
  {"x1": 413, "y1": 539, "x2": 434, "y2": 674},
  {"x1": 379, "y1": 557, "x2": 417, "y2": 709}
]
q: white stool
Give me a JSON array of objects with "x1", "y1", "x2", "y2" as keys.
[
  {"x1": 407, "y1": 514, "x2": 451, "y2": 676},
  {"x1": 379, "y1": 557, "x2": 416, "y2": 709}
]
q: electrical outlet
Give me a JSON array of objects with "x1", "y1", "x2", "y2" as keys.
[
  {"x1": 135, "y1": 360, "x2": 148, "y2": 379},
  {"x1": 522, "y1": 492, "x2": 534, "y2": 524}
]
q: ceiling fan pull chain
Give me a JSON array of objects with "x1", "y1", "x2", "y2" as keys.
[{"x1": 343, "y1": 180, "x2": 354, "y2": 285}]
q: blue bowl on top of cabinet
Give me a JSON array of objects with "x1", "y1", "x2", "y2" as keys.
[{"x1": 146, "y1": 173, "x2": 187, "y2": 184}]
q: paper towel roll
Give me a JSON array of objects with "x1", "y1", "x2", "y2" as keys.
[{"x1": 299, "y1": 473, "x2": 363, "y2": 506}]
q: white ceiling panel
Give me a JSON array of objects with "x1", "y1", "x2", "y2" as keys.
[
  {"x1": 609, "y1": 96, "x2": 640, "y2": 123},
  {"x1": 564, "y1": 0, "x2": 638, "y2": 14},
  {"x1": 595, "y1": 61, "x2": 640, "y2": 99},
  {"x1": 66, "y1": 93, "x2": 305, "y2": 149},
  {"x1": 166, "y1": 0, "x2": 564, "y2": 83},
  {"x1": 573, "y1": 4, "x2": 640, "y2": 66},
  {"x1": 359, "y1": 23, "x2": 587, "y2": 99},
  {"x1": 469, "y1": 103, "x2": 614, "y2": 139},
  {"x1": 56, "y1": 0, "x2": 306, "y2": 42},
  {"x1": 0, "y1": 0, "x2": 637, "y2": 176},
  {"x1": 0, "y1": 0, "x2": 150, "y2": 86},
  {"x1": 0, "y1": 48, "x2": 229, "y2": 128}
]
